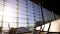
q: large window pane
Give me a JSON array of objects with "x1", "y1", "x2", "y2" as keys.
[
  {"x1": 19, "y1": 0, "x2": 26, "y2": 1},
  {"x1": 19, "y1": 0, "x2": 26, "y2": 4},
  {"x1": 28, "y1": 14, "x2": 34, "y2": 17},
  {"x1": 3, "y1": 17, "x2": 17, "y2": 22},
  {"x1": 18, "y1": 9, "x2": 26, "y2": 13},
  {"x1": 28, "y1": 16, "x2": 34, "y2": 20},
  {"x1": 5, "y1": 0, "x2": 16, "y2": 4},
  {"x1": 19, "y1": 11, "x2": 26, "y2": 15},
  {"x1": 34, "y1": 9, "x2": 40, "y2": 12},
  {"x1": 9, "y1": 22, "x2": 17, "y2": 28},
  {"x1": 19, "y1": 15, "x2": 27, "y2": 19},
  {"x1": 19, "y1": 19, "x2": 27, "y2": 24},
  {"x1": 19, "y1": 2, "x2": 26, "y2": 7},
  {"x1": 28, "y1": 13, "x2": 34, "y2": 16},
  {"x1": 43, "y1": 11, "x2": 54, "y2": 21},
  {"x1": 28, "y1": 20, "x2": 34, "y2": 24},
  {"x1": 27, "y1": 0, "x2": 33, "y2": 4},
  {"x1": 44, "y1": 16, "x2": 49, "y2": 21},
  {"x1": 28, "y1": 10, "x2": 33, "y2": 13},
  {"x1": 35, "y1": 18, "x2": 40, "y2": 21},
  {"x1": 18, "y1": 24, "x2": 27, "y2": 27},
  {"x1": 5, "y1": 3, "x2": 16, "y2": 9},
  {"x1": 34, "y1": 11, "x2": 40, "y2": 15},
  {"x1": 4, "y1": 11, "x2": 17, "y2": 17},
  {"x1": 4, "y1": 6, "x2": 17, "y2": 17},
  {"x1": 34, "y1": 3, "x2": 39, "y2": 7},
  {"x1": 34, "y1": 14, "x2": 40, "y2": 18},
  {"x1": 34, "y1": 6, "x2": 40, "y2": 10},
  {"x1": 4, "y1": 6, "x2": 16, "y2": 12},
  {"x1": 27, "y1": 3, "x2": 33, "y2": 7},
  {"x1": 28, "y1": 6, "x2": 33, "y2": 10},
  {"x1": 19, "y1": 7, "x2": 26, "y2": 11}
]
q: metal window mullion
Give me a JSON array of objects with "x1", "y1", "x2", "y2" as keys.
[
  {"x1": 33, "y1": 2, "x2": 39, "y2": 34},
  {"x1": 39, "y1": 2, "x2": 45, "y2": 31},
  {"x1": 16, "y1": 0, "x2": 19, "y2": 27},
  {"x1": 33, "y1": 2, "x2": 36, "y2": 29},
  {"x1": 1, "y1": 0, "x2": 5, "y2": 28},
  {"x1": 26, "y1": 0, "x2": 29, "y2": 29}
]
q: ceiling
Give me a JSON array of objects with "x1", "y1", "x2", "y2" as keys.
[{"x1": 31, "y1": 0, "x2": 60, "y2": 15}]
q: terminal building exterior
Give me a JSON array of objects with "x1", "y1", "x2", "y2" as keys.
[{"x1": 0, "y1": 0, "x2": 60, "y2": 34}]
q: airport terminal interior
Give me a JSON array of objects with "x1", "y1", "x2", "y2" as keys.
[{"x1": 0, "y1": 0, "x2": 60, "y2": 34}]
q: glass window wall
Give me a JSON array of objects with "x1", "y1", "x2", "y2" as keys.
[{"x1": 0, "y1": 0, "x2": 59, "y2": 31}]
